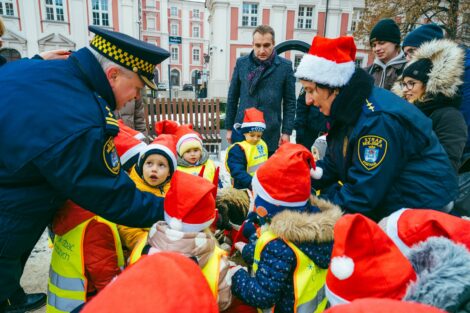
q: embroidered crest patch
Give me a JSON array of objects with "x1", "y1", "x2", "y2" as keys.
[
  {"x1": 103, "y1": 137, "x2": 120, "y2": 175},
  {"x1": 357, "y1": 135, "x2": 388, "y2": 170}
]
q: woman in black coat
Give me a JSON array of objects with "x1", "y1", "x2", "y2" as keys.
[{"x1": 393, "y1": 39, "x2": 467, "y2": 172}]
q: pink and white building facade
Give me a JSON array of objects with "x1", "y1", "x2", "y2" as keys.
[
  {"x1": 205, "y1": 0, "x2": 368, "y2": 99},
  {"x1": 0, "y1": 0, "x2": 208, "y2": 88}
]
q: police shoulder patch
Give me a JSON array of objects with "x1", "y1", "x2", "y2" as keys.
[
  {"x1": 103, "y1": 137, "x2": 121, "y2": 175},
  {"x1": 357, "y1": 135, "x2": 388, "y2": 170}
]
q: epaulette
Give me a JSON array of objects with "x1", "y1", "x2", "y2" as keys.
[
  {"x1": 362, "y1": 99, "x2": 380, "y2": 115},
  {"x1": 95, "y1": 93, "x2": 120, "y2": 136}
]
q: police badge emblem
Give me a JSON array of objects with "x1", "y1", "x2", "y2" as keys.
[
  {"x1": 358, "y1": 135, "x2": 388, "y2": 170},
  {"x1": 103, "y1": 137, "x2": 121, "y2": 175}
]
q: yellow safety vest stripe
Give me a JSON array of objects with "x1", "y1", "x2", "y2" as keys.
[
  {"x1": 177, "y1": 159, "x2": 216, "y2": 181},
  {"x1": 47, "y1": 216, "x2": 124, "y2": 313},
  {"x1": 253, "y1": 230, "x2": 328, "y2": 313},
  {"x1": 201, "y1": 246, "x2": 227, "y2": 298},
  {"x1": 129, "y1": 236, "x2": 148, "y2": 265},
  {"x1": 225, "y1": 140, "x2": 268, "y2": 176}
]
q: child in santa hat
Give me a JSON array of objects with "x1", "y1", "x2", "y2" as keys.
[
  {"x1": 128, "y1": 171, "x2": 232, "y2": 311},
  {"x1": 326, "y1": 213, "x2": 470, "y2": 312},
  {"x1": 117, "y1": 134, "x2": 178, "y2": 253},
  {"x1": 47, "y1": 123, "x2": 147, "y2": 311},
  {"x1": 175, "y1": 124, "x2": 218, "y2": 182},
  {"x1": 230, "y1": 143, "x2": 342, "y2": 313},
  {"x1": 226, "y1": 108, "x2": 268, "y2": 189}
]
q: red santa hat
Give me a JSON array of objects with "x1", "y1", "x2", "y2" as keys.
[
  {"x1": 295, "y1": 36, "x2": 357, "y2": 87},
  {"x1": 326, "y1": 214, "x2": 416, "y2": 306},
  {"x1": 175, "y1": 125, "x2": 203, "y2": 156},
  {"x1": 240, "y1": 108, "x2": 266, "y2": 133},
  {"x1": 81, "y1": 252, "x2": 218, "y2": 313},
  {"x1": 164, "y1": 171, "x2": 216, "y2": 232},
  {"x1": 155, "y1": 120, "x2": 180, "y2": 135},
  {"x1": 252, "y1": 143, "x2": 315, "y2": 207},
  {"x1": 117, "y1": 119, "x2": 146, "y2": 141},
  {"x1": 136, "y1": 134, "x2": 177, "y2": 176},
  {"x1": 383, "y1": 208, "x2": 470, "y2": 254},
  {"x1": 323, "y1": 298, "x2": 446, "y2": 313},
  {"x1": 114, "y1": 124, "x2": 147, "y2": 171}
]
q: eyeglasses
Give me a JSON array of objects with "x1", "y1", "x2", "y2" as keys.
[
  {"x1": 400, "y1": 81, "x2": 417, "y2": 90},
  {"x1": 403, "y1": 48, "x2": 417, "y2": 58}
]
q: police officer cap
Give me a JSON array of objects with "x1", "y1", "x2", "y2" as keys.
[{"x1": 89, "y1": 25, "x2": 170, "y2": 90}]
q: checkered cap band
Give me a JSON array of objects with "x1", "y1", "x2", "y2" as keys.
[{"x1": 91, "y1": 34, "x2": 155, "y2": 76}]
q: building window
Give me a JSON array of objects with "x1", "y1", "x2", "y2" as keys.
[
  {"x1": 193, "y1": 9, "x2": 199, "y2": 18},
  {"x1": 170, "y1": 7, "x2": 177, "y2": 17},
  {"x1": 92, "y1": 0, "x2": 109, "y2": 26},
  {"x1": 294, "y1": 54, "x2": 303, "y2": 70},
  {"x1": 45, "y1": 0, "x2": 65, "y2": 21},
  {"x1": 0, "y1": 0, "x2": 15, "y2": 16},
  {"x1": 193, "y1": 25, "x2": 199, "y2": 38},
  {"x1": 297, "y1": 6, "x2": 314, "y2": 29},
  {"x1": 242, "y1": 3, "x2": 258, "y2": 27},
  {"x1": 170, "y1": 24, "x2": 178, "y2": 36},
  {"x1": 171, "y1": 47, "x2": 178, "y2": 62},
  {"x1": 147, "y1": 17, "x2": 155, "y2": 30},
  {"x1": 193, "y1": 48, "x2": 200, "y2": 62},
  {"x1": 146, "y1": 1, "x2": 155, "y2": 8},
  {"x1": 351, "y1": 9, "x2": 364, "y2": 32}
]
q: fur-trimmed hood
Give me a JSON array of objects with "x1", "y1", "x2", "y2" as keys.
[
  {"x1": 392, "y1": 39, "x2": 464, "y2": 99},
  {"x1": 404, "y1": 237, "x2": 470, "y2": 313},
  {"x1": 269, "y1": 197, "x2": 342, "y2": 244}
]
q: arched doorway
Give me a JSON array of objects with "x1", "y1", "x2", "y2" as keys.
[
  {"x1": 0, "y1": 48, "x2": 21, "y2": 62},
  {"x1": 170, "y1": 69, "x2": 180, "y2": 88}
]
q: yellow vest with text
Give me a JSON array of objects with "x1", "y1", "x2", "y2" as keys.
[
  {"x1": 177, "y1": 159, "x2": 216, "y2": 182},
  {"x1": 47, "y1": 217, "x2": 124, "y2": 313},
  {"x1": 253, "y1": 230, "x2": 328, "y2": 313},
  {"x1": 225, "y1": 140, "x2": 268, "y2": 177}
]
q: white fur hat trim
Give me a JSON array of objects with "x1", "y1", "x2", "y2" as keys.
[
  {"x1": 295, "y1": 54, "x2": 355, "y2": 87},
  {"x1": 310, "y1": 167, "x2": 323, "y2": 180}
]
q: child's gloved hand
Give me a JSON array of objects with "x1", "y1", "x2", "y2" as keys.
[
  {"x1": 234, "y1": 242, "x2": 246, "y2": 253},
  {"x1": 242, "y1": 211, "x2": 259, "y2": 239},
  {"x1": 228, "y1": 261, "x2": 247, "y2": 277}
]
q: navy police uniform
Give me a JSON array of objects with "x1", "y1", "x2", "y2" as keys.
[
  {"x1": 313, "y1": 69, "x2": 458, "y2": 222},
  {"x1": 0, "y1": 26, "x2": 169, "y2": 306}
]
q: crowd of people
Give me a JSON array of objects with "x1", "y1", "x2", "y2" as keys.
[{"x1": 0, "y1": 15, "x2": 469, "y2": 313}]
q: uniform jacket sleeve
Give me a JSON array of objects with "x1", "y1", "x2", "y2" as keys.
[
  {"x1": 281, "y1": 62, "x2": 296, "y2": 135},
  {"x1": 226, "y1": 59, "x2": 241, "y2": 130},
  {"x1": 84, "y1": 220, "x2": 121, "y2": 297},
  {"x1": 227, "y1": 144, "x2": 252, "y2": 189},
  {"x1": 232, "y1": 239, "x2": 295, "y2": 309},
  {"x1": 325, "y1": 115, "x2": 405, "y2": 218},
  {"x1": 32, "y1": 127, "x2": 164, "y2": 227}
]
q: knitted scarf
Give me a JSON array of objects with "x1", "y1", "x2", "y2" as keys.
[{"x1": 247, "y1": 50, "x2": 277, "y2": 96}]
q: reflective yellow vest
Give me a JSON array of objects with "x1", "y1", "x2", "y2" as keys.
[
  {"x1": 201, "y1": 245, "x2": 228, "y2": 298},
  {"x1": 225, "y1": 140, "x2": 268, "y2": 177},
  {"x1": 253, "y1": 230, "x2": 328, "y2": 313},
  {"x1": 177, "y1": 159, "x2": 216, "y2": 182},
  {"x1": 129, "y1": 239, "x2": 227, "y2": 300},
  {"x1": 47, "y1": 217, "x2": 124, "y2": 313}
]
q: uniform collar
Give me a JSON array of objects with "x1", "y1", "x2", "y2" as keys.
[{"x1": 69, "y1": 47, "x2": 116, "y2": 110}]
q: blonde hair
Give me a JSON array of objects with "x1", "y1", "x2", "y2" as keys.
[{"x1": 0, "y1": 17, "x2": 5, "y2": 37}]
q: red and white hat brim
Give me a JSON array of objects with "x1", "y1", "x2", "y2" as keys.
[
  {"x1": 164, "y1": 212, "x2": 215, "y2": 233},
  {"x1": 325, "y1": 284, "x2": 350, "y2": 306},
  {"x1": 141, "y1": 143, "x2": 177, "y2": 170},
  {"x1": 252, "y1": 173, "x2": 308, "y2": 207},
  {"x1": 241, "y1": 121, "x2": 266, "y2": 129},
  {"x1": 295, "y1": 54, "x2": 355, "y2": 87},
  {"x1": 385, "y1": 208, "x2": 411, "y2": 255},
  {"x1": 120, "y1": 142, "x2": 147, "y2": 166}
]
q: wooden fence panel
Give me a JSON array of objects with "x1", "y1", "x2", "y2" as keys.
[{"x1": 144, "y1": 97, "x2": 221, "y2": 154}]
